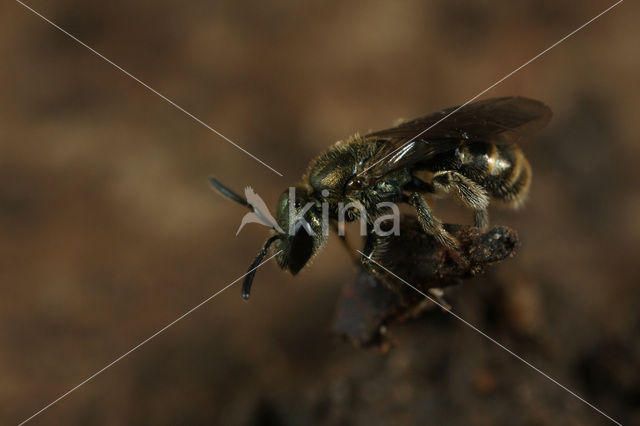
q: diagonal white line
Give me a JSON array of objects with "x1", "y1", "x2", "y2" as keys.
[
  {"x1": 13, "y1": 0, "x2": 283, "y2": 177},
  {"x1": 17, "y1": 251, "x2": 282, "y2": 426},
  {"x1": 358, "y1": 250, "x2": 622, "y2": 426},
  {"x1": 11, "y1": 0, "x2": 625, "y2": 424},
  {"x1": 360, "y1": 0, "x2": 624, "y2": 177}
]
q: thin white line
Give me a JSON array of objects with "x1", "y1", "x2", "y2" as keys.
[
  {"x1": 13, "y1": 0, "x2": 283, "y2": 177},
  {"x1": 17, "y1": 251, "x2": 282, "y2": 426},
  {"x1": 358, "y1": 250, "x2": 622, "y2": 426},
  {"x1": 360, "y1": 0, "x2": 624, "y2": 177}
]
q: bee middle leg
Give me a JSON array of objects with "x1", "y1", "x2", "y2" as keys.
[
  {"x1": 407, "y1": 192, "x2": 459, "y2": 249},
  {"x1": 431, "y1": 171, "x2": 490, "y2": 229}
]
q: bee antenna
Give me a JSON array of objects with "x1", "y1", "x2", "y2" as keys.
[
  {"x1": 208, "y1": 176, "x2": 250, "y2": 209},
  {"x1": 209, "y1": 176, "x2": 284, "y2": 234},
  {"x1": 242, "y1": 235, "x2": 280, "y2": 300}
]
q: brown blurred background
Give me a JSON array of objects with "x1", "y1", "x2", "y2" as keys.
[{"x1": 1, "y1": 0, "x2": 639, "y2": 424}]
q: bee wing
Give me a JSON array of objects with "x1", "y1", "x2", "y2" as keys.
[
  {"x1": 366, "y1": 96, "x2": 552, "y2": 144},
  {"x1": 362, "y1": 97, "x2": 551, "y2": 181}
]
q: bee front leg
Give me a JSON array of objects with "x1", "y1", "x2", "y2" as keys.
[
  {"x1": 407, "y1": 192, "x2": 459, "y2": 249},
  {"x1": 359, "y1": 229, "x2": 388, "y2": 279},
  {"x1": 432, "y1": 171, "x2": 490, "y2": 229}
]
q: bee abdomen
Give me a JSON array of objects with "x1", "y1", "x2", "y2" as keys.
[
  {"x1": 485, "y1": 144, "x2": 531, "y2": 207},
  {"x1": 456, "y1": 142, "x2": 531, "y2": 207}
]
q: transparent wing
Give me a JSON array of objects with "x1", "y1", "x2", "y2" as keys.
[{"x1": 361, "y1": 97, "x2": 551, "y2": 182}]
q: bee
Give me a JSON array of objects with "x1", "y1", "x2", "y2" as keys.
[{"x1": 210, "y1": 97, "x2": 551, "y2": 299}]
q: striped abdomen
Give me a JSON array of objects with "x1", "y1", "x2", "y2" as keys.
[{"x1": 458, "y1": 142, "x2": 531, "y2": 207}]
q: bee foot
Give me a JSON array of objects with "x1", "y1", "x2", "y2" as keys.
[{"x1": 436, "y1": 232, "x2": 459, "y2": 251}]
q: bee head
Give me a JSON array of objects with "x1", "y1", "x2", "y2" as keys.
[
  {"x1": 273, "y1": 185, "x2": 326, "y2": 276},
  {"x1": 209, "y1": 177, "x2": 326, "y2": 300}
]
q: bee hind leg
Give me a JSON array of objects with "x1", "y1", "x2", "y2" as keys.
[
  {"x1": 407, "y1": 192, "x2": 459, "y2": 249},
  {"x1": 432, "y1": 171, "x2": 490, "y2": 229}
]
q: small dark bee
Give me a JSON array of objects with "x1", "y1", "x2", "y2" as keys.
[{"x1": 210, "y1": 97, "x2": 551, "y2": 299}]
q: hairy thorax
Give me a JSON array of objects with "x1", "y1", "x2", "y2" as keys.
[{"x1": 305, "y1": 136, "x2": 409, "y2": 220}]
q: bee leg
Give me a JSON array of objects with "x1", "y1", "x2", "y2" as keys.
[
  {"x1": 359, "y1": 228, "x2": 388, "y2": 278},
  {"x1": 408, "y1": 192, "x2": 459, "y2": 249},
  {"x1": 432, "y1": 171, "x2": 490, "y2": 229}
]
